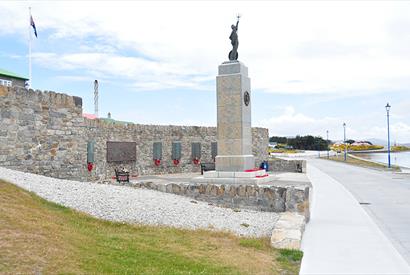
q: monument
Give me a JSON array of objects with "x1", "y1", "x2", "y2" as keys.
[
  {"x1": 216, "y1": 43, "x2": 254, "y2": 170},
  {"x1": 194, "y1": 16, "x2": 273, "y2": 184},
  {"x1": 215, "y1": 15, "x2": 256, "y2": 174}
]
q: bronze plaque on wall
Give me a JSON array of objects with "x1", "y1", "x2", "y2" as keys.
[{"x1": 106, "y1": 141, "x2": 136, "y2": 162}]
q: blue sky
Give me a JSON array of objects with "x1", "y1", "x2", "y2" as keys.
[{"x1": 1, "y1": 1, "x2": 410, "y2": 143}]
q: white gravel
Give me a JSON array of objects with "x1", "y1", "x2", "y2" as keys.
[{"x1": 0, "y1": 167, "x2": 279, "y2": 237}]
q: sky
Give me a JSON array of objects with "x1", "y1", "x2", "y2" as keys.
[{"x1": 1, "y1": 1, "x2": 410, "y2": 143}]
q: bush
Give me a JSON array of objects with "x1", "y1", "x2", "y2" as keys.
[
  {"x1": 331, "y1": 144, "x2": 383, "y2": 151},
  {"x1": 269, "y1": 135, "x2": 330, "y2": 151},
  {"x1": 392, "y1": 146, "x2": 410, "y2": 152}
]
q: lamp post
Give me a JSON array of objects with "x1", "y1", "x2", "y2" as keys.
[
  {"x1": 327, "y1": 130, "x2": 329, "y2": 159},
  {"x1": 385, "y1": 103, "x2": 391, "y2": 168},
  {"x1": 343, "y1": 123, "x2": 347, "y2": 161}
]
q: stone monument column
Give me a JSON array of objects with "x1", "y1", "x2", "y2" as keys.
[
  {"x1": 215, "y1": 61, "x2": 255, "y2": 171},
  {"x1": 192, "y1": 16, "x2": 274, "y2": 184}
]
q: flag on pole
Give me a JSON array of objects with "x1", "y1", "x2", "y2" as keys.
[{"x1": 30, "y1": 15, "x2": 37, "y2": 38}]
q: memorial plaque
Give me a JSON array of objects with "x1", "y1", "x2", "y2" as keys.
[
  {"x1": 106, "y1": 141, "x2": 136, "y2": 162},
  {"x1": 244, "y1": 91, "x2": 250, "y2": 106},
  {"x1": 211, "y1": 142, "x2": 218, "y2": 160},
  {"x1": 153, "y1": 142, "x2": 162, "y2": 160},
  {"x1": 191, "y1": 142, "x2": 201, "y2": 159},
  {"x1": 172, "y1": 142, "x2": 182, "y2": 160}
]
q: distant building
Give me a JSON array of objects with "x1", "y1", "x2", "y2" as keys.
[
  {"x1": 100, "y1": 112, "x2": 133, "y2": 125},
  {"x1": 82, "y1": 112, "x2": 134, "y2": 126},
  {"x1": 0, "y1": 69, "x2": 29, "y2": 87},
  {"x1": 82, "y1": 113, "x2": 97, "y2": 120}
]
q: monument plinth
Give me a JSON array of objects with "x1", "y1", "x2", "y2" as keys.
[{"x1": 215, "y1": 61, "x2": 255, "y2": 171}]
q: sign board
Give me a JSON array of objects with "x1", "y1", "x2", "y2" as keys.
[{"x1": 106, "y1": 141, "x2": 136, "y2": 162}]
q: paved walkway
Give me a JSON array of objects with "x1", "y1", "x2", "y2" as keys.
[
  {"x1": 300, "y1": 160, "x2": 410, "y2": 274},
  {"x1": 311, "y1": 158, "x2": 410, "y2": 264}
]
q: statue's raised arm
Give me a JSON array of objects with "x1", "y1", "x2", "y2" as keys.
[{"x1": 228, "y1": 15, "x2": 240, "y2": 61}]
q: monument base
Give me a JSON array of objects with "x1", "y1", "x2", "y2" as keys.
[
  {"x1": 191, "y1": 169, "x2": 276, "y2": 185},
  {"x1": 215, "y1": 155, "x2": 255, "y2": 172}
]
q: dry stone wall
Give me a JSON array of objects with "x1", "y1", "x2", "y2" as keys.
[
  {"x1": 0, "y1": 86, "x2": 86, "y2": 179},
  {"x1": 267, "y1": 158, "x2": 306, "y2": 173},
  {"x1": 0, "y1": 86, "x2": 269, "y2": 181},
  {"x1": 133, "y1": 180, "x2": 310, "y2": 217}
]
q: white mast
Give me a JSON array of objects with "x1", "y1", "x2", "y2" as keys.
[
  {"x1": 28, "y1": 7, "x2": 32, "y2": 89},
  {"x1": 94, "y1": 80, "x2": 99, "y2": 117}
]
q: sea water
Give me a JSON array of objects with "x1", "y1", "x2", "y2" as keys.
[{"x1": 356, "y1": 151, "x2": 410, "y2": 168}]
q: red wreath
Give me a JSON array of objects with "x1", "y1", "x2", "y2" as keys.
[
  {"x1": 173, "y1": 159, "x2": 180, "y2": 166},
  {"x1": 154, "y1": 159, "x2": 161, "y2": 166},
  {"x1": 87, "y1": 162, "x2": 93, "y2": 172},
  {"x1": 193, "y1": 158, "x2": 200, "y2": 165}
]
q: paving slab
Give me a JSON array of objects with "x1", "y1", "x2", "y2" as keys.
[{"x1": 300, "y1": 162, "x2": 410, "y2": 275}]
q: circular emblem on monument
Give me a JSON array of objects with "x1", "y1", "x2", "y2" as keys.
[{"x1": 244, "y1": 91, "x2": 250, "y2": 106}]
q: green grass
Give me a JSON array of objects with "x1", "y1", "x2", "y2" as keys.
[
  {"x1": 276, "y1": 249, "x2": 304, "y2": 274},
  {"x1": 328, "y1": 155, "x2": 400, "y2": 171},
  {"x1": 239, "y1": 238, "x2": 265, "y2": 250},
  {"x1": 277, "y1": 249, "x2": 304, "y2": 262},
  {"x1": 0, "y1": 180, "x2": 302, "y2": 274},
  {"x1": 269, "y1": 149, "x2": 299, "y2": 154}
]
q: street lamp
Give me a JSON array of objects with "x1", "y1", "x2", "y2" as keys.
[
  {"x1": 385, "y1": 103, "x2": 391, "y2": 168},
  {"x1": 326, "y1": 130, "x2": 329, "y2": 159},
  {"x1": 343, "y1": 123, "x2": 347, "y2": 161}
]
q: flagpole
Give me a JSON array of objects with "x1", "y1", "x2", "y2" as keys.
[{"x1": 28, "y1": 7, "x2": 32, "y2": 89}]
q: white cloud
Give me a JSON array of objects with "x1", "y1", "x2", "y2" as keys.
[
  {"x1": 259, "y1": 105, "x2": 410, "y2": 143},
  {"x1": 2, "y1": 1, "x2": 410, "y2": 95},
  {"x1": 32, "y1": 51, "x2": 211, "y2": 91},
  {"x1": 1, "y1": 1, "x2": 410, "y2": 141},
  {"x1": 362, "y1": 123, "x2": 410, "y2": 144},
  {"x1": 260, "y1": 106, "x2": 339, "y2": 138}
]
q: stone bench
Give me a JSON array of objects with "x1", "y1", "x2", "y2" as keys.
[
  {"x1": 114, "y1": 169, "x2": 130, "y2": 183},
  {"x1": 200, "y1": 163, "x2": 215, "y2": 175}
]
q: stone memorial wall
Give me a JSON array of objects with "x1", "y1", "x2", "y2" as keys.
[{"x1": 0, "y1": 86, "x2": 269, "y2": 181}]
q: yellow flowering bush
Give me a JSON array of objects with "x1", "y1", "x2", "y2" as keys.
[
  {"x1": 331, "y1": 144, "x2": 384, "y2": 151},
  {"x1": 391, "y1": 146, "x2": 410, "y2": 152}
]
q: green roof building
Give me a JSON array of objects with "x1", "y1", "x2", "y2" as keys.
[{"x1": 0, "y1": 69, "x2": 29, "y2": 87}]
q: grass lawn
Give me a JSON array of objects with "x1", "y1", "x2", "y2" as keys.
[
  {"x1": 0, "y1": 179, "x2": 302, "y2": 274},
  {"x1": 327, "y1": 155, "x2": 400, "y2": 171}
]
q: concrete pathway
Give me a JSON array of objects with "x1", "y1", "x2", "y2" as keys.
[
  {"x1": 300, "y1": 160, "x2": 410, "y2": 274},
  {"x1": 311, "y1": 158, "x2": 410, "y2": 264}
]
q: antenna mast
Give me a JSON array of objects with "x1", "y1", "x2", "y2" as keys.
[{"x1": 94, "y1": 80, "x2": 99, "y2": 117}]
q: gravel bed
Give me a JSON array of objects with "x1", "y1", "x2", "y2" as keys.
[{"x1": 0, "y1": 167, "x2": 279, "y2": 237}]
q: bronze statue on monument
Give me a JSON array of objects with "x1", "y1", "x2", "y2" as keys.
[{"x1": 229, "y1": 15, "x2": 240, "y2": 61}]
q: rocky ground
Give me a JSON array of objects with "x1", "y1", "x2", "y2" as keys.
[{"x1": 0, "y1": 167, "x2": 279, "y2": 237}]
